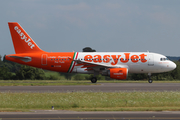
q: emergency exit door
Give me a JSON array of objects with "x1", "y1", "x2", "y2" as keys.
[
  {"x1": 148, "y1": 54, "x2": 154, "y2": 66},
  {"x1": 41, "y1": 54, "x2": 47, "y2": 65}
]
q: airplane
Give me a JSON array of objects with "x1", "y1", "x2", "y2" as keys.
[{"x1": 5, "y1": 22, "x2": 176, "y2": 83}]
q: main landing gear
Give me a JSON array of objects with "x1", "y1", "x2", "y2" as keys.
[
  {"x1": 91, "y1": 77, "x2": 97, "y2": 83},
  {"x1": 148, "y1": 73, "x2": 153, "y2": 83},
  {"x1": 91, "y1": 72, "x2": 98, "y2": 83}
]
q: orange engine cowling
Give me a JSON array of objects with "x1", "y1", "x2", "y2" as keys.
[{"x1": 109, "y1": 68, "x2": 128, "y2": 80}]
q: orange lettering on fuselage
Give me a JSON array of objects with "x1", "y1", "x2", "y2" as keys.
[
  {"x1": 111, "y1": 55, "x2": 121, "y2": 65},
  {"x1": 139, "y1": 54, "x2": 147, "y2": 63},
  {"x1": 103, "y1": 55, "x2": 110, "y2": 63},
  {"x1": 131, "y1": 55, "x2": 139, "y2": 63},
  {"x1": 93, "y1": 55, "x2": 102, "y2": 63},
  {"x1": 84, "y1": 55, "x2": 93, "y2": 62},
  {"x1": 84, "y1": 53, "x2": 147, "y2": 65},
  {"x1": 120, "y1": 53, "x2": 130, "y2": 63}
]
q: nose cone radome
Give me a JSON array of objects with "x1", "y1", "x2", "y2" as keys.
[{"x1": 169, "y1": 61, "x2": 176, "y2": 71}]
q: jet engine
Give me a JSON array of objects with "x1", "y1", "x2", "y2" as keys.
[{"x1": 101, "y1": 68, "x2": 128, "y2": 80}]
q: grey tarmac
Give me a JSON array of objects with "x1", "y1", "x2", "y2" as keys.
[
  {"x1": 1, "y1": 110, "x2": 180, "y2": 120},
  {"x1": 0, "y1": 83, "x2": 180, "y2": 92}
]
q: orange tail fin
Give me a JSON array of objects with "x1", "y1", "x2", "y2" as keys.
[{"x1": 8, "y1": 22, "x2": 44, "y2": 54}]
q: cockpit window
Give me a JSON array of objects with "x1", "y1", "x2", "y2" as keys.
[{"x1": 160, "y1": 58, "x2": 169, "y2": 61}]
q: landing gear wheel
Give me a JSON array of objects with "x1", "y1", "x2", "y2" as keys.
[
  {"x1": 148, "y1": 79, "x2": 153, "y2": 83},
  {"x1": 91, "y1": 77, "x2": 97, "y2": 83},
  {"x1": 148, "y1": 73, "x2": 153, "y2": 83}
]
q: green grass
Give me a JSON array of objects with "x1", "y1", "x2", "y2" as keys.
[
  {"x1": 0, "y1": 80, "x2": 180, "y2": 86},
  {"x1": 0, "y1": 91, "x2": 180, "y2": 111},
  {"x1": 0, "y1": 80, "x2": 97, "y2": 86}
]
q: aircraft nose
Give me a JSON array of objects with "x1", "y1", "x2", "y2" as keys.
[{"x1": 169, "y1": 61, "x2": 176, "y2": 70}]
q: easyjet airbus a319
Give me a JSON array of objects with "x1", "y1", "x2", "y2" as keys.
[{"x1": 5, "y1": 22, "x2": 176, "y2": 83}]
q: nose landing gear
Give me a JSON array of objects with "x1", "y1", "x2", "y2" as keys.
[
  {"x1": 148, "y1": 73, "x2": 153, "y2": 83},
  {"x1": 148, "y1": 79, "x2": 153, "y2": 83}
]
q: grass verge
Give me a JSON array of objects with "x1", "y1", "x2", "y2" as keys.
[
  {"x1": 0, "y1": 80, "x2": 98, "y2": 86},
  {"x1": 0, "y1": 91, "x2": 180, "y2": 111},
  {"x1": 0, "y1": 80, "x2": 180, "y2": 86}
]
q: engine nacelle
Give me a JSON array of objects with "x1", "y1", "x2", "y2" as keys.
[{"x1": 101, "y1": 68, "x2": 128, "y2": 80}]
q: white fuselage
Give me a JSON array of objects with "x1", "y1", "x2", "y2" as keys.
[{"x1": 72, "y1": 52, "x2": 176, "y2": 74}]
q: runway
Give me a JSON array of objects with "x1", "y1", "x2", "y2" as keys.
[
  {"x1": 1, "y1": 83, "x2": 180, "y2": 120},
  {"x1": 1, "y1": 110, "x2": 180, "y2": 120},
  {"x1": 0, "y1": 83, "x2": 180, "y2": 92}
]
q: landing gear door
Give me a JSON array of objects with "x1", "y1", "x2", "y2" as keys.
[
  {"x1": 41, "y1": 54, "x2": 47, "y2": 65},
  {"x1": 148, "y1": 54, "x2": 154, "y2": 66}
]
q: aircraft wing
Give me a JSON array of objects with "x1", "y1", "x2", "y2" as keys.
[{"x1": 73, "y1": 59, "x2": 128, "y2": 71}]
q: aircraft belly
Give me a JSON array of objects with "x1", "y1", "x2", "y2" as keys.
[{"x1": 128, "y1": 63, "x2": 148, "y2": 73}]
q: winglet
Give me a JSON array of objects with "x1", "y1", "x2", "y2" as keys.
[{"x1": 8, "y1": 22, "x2": 44, "y2": 54}]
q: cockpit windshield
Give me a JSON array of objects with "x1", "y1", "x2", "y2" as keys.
[{"x1": 160, "y1": 58, "x2": 169, "y2": 61}]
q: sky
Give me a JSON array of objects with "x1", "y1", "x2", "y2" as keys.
[{"x1": 0, "y1": 0, "x2": 180, "y2": 57}]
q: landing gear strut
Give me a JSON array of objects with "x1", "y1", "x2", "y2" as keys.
[
  {"x1": 91, "y1": 77, "x2": 97, "y2": 83},
  {"x1": 148, "y1": 73, "x2": 153, "y2": 83}
]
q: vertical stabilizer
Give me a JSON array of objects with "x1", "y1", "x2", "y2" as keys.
[{"x1": 8, "y1": 22, "x2": 44, "y2": 54}]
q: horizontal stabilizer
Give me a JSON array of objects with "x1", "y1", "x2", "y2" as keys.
[{"x1": 9, "y1": 56, "x2": 32, "y2": 62}]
